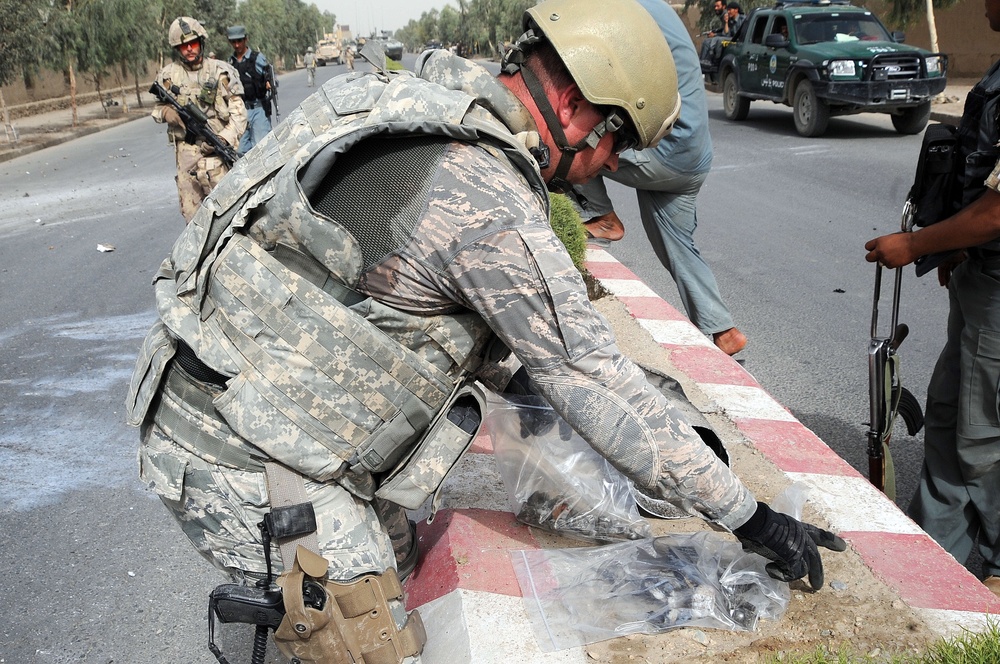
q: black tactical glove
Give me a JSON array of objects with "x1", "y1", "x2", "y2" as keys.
[{"x1": 734, "y1": 501, "x2": 846, "y2": 591}]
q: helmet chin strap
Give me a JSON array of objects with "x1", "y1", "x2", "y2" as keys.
[
  {"x1": 504, "y1": 32, "x2": 598, "y2": 193},
  {"x1": 518, "y1": 64, "x2": 593, "y2": 193}
]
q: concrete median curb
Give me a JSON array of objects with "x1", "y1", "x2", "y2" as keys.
[{"x1": 401, "y1": 244, "x2": 999, "y2": 663}]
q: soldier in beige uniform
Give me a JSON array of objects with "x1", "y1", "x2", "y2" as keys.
[
  {"x1": 129, "y1": 1, "x2": 844, "y2": 661},
  {"x1": 153, "y1": 17, "x2": 247, "y2": 222}
]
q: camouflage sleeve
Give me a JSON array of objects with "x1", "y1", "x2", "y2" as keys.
[
  {"x1": 151, "y1": 66, "x2": 172, "y2": 123},
  {"x1": 397, "y1": 142, "x2": 758, "y2": 529},
  {"x1": 214, "y1": 61, "x2": 247, "y2": 147}
]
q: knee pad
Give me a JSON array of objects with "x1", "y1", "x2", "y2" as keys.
[{"x1": 274, "y1": 547, "x2": 426, "y2": 664}]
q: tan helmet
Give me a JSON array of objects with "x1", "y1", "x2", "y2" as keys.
[
  {"x1": 168, "y1": 16, "x2": 208, "y2": 48},
  {"x1": 523, "y1": 0, "x2": 680, "y2": 149}
]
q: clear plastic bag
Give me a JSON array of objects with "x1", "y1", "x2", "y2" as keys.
[
  {"x1": 486, "y1": 394, "x2": 651, "y2": 543},
  {"x1": 510, "y1": 533, "x2": 790, "y2": 652}
]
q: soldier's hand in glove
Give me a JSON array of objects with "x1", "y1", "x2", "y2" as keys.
[
  {"x1": 162, "y1": 107, "x2": 185, "y2": 132},
  {"x1": 734, "y1": 501, "x2": 846, "y2": 591}
]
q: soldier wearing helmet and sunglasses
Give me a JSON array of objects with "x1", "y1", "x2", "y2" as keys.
[
  {"x1": 129, "y1": 0, "x2": 844, "y2": 660},
  {"x1": 153, "y1": 17, "x2": 247, "y2": 222}
]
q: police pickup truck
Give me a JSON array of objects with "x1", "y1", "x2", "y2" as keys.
[{"x1": 704, "y1": 0, "x2": 947, "y2": 136}]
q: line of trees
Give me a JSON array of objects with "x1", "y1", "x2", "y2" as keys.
[
  {"x1": 0, "y1": 0, "x2": 334, "y2": 128},
  {"x1": 393, "y1": 0, "x2": 534, "y2": 58}
]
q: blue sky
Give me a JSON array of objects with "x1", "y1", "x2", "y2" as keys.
[{"x1": 313, "y1": 0, "x2": 450, "y2": 33}]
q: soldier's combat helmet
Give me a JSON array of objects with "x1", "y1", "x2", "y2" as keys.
[
  {"x1": 168, "y1": 16, "x2": 208, "y2": 48},
  {"x1": 505, "y1": 0, "x2": 680, "y2": 151}
]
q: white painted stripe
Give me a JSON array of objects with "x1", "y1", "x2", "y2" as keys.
[
  {"x1": 638, "y1": 318, "x2": 714, "y2": 347},
  {"x1": 784, "y1": 472, "x2": 925, "y2": 535},
  {"x1": 598, "y1": 278, "x2": 660, "y2": 298},
  {"x1": 419, "y1": 589, "x2": 589, "y2": 663},
  {"x1": 584, "y1": 247, "x2": 616, "y2": 263},
  {"x1": 789, "y1": 145, "x2": 826, "y2": 153},
  {"x1": 912, "y1": 607, "x2": 998, "y2": 639},
  {"x1": 698, "y1": 384, "x2": 798, "y2": 422}
]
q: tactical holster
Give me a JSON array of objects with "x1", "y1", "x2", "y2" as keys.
[{"x1": 274, "y1": 547, "x2": 426, "y2": 664}]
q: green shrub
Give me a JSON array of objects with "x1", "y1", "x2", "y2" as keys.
[{"x1": 548, "y1": 192, "x2": 588, "y2": 272}]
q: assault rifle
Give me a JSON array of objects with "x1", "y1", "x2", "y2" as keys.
[
  {"x1": 866, "y1": 201, "x2": 924, "y2": 499},
  {"x1": 263, "y1": 63, "x2": 278, "y2": 122},
  {"x1": 148, "y1": 81, "x2": 238, "y2": 168}
]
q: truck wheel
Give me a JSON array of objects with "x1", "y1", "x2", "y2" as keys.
[
  {"x1": 723, "y1": 72, "x2": 750, "y2": 121},
  {"x1": 793, "y1": 80, "x2": 829, "y2": 137},
  {"x1": 891, "y1": 102, "x2": 931, "y2": 135}
]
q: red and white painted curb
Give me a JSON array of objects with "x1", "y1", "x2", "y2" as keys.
[
  {"x1": 584, "y1": 246, "x2": 1000, "y2": 636},
  {"x1": 402, "y1": 246, "x2": 999, "y2": 662}
]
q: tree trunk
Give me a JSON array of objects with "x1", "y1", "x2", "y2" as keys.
[
  {"x1": 925, "y1": 0, "x2": 940, "y2": 53},
  {"x1": 116, "y1": 65, "x2": 129, "y2": 113},
  {"x1": 68, "y1": 61, "x2": 79, "y2": 127},
  {"x1": 1, "y1": 89, "x2": 18, "y2": 145},
  {"x1": 95, "y1": 75, "x2": 109, "y2": 119},
  {"x1": 134, "y1": 70, "x2": 144, "y2": 108}
]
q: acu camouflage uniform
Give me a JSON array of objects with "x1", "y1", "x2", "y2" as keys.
[
  {"x1": 153, "y1": 58, "x2": 247, "y2": 222},
  {"x1": 128, "y1": 50, "x2": 757, "y2": 653}
]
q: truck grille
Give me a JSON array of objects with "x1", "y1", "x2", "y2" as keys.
[{"x1": 867, "y1": 54, "x2": 923, "y2": 81}]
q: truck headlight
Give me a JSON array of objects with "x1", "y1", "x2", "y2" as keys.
[
  {"x1": 926, "y1": 56, "x2": 942, "y2": 75},
  {"x1": 829, "y1": 60, "x2": 857, "y2": 77}
]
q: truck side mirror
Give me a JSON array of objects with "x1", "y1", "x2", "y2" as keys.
[
  {"x1": 765, "y1": 33, "x2": 790, "y2": 49},
  {"x1": 891, "y1": 31, "x2": 905, "y2": 43}
]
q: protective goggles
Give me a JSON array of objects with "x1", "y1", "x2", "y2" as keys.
[{"x1": 585, "y1": 107, "x2": 640, "y2": 154}]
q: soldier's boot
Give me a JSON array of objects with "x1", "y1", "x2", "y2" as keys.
[{"x1": 376, "y1": 497, "x2": 420, "y2": 581}]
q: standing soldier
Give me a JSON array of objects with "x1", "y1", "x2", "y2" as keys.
[
  {"x1": 153, "y1": 17, "x2": 246, "y2": 223},
  {"x1": 344, "y1": 42, "x2": 355, "y2": 70},
  {"x1": 304, "y1": 46, "x2": 317, "y2": 87},
  {"x1": 227, "y1": 25, "x2": 272, "y2": 154},
  {"x1": 865, "y1": 0, "x2": 1000, "y2": 597}
]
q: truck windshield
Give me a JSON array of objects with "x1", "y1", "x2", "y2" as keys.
[{"x1": 793, "y1": 13, "x2": 891, "y2": 44}]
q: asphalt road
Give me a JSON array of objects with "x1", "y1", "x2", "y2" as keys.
[
  {"x1": 0, "y1": 61, "x2": 355, "y2": 664},
  {"x1": 0, "y1": 57, "x2": 956, "y2": 662}
]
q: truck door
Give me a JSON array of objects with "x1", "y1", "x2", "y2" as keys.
[
  {"x1": 761, "y1": 15, "x2": 792, "y2": 99},
  {"x1": 739, "y1": 14, "x2": 771, "y2": 96}
]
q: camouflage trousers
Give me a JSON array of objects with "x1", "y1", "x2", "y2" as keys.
[
  {"x1": 139, "y1": 423, "x2": 421, "y2": 661},
  {"x1": 174, "y1": 142, "x2": 228, "y2": 222}
]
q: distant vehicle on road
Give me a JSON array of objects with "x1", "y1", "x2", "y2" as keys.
[
  {"x1": 315, "y1": 39, "x2": 342, "y2": 66},
  {"x1": 704, "y1": 0, "x2": 947, "y2": 136},
  {"x1": 382, "y1": 37, "x2": 404, "y2": 61}
]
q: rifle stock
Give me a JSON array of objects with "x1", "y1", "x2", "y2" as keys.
[{"x1": 148, "y1": 81, "x2": 238, "y2": 167}]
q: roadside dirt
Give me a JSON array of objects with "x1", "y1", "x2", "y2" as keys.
[{"x1": 575, "y1": 294, "x2": 938, "y2": 663}]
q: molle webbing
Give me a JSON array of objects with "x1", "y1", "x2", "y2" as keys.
[{"x1": 208, "y1": 233, "x2": 454, "y2": 468}]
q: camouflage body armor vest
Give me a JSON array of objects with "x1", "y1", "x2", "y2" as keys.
[
  {"x1": 129, "y1": 65, "x2": 546, "y2": 497},
  {"x1": 159, "y1": 58, "x2": 236, "y2": 143}
]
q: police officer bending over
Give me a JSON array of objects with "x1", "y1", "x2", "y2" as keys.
[
  {"x1": 130, "y1": 0, "x2": 845, "y2": 661},
  {"x1": 152, "y1": 17, "x2": 246, "y2": 223},
  {"x1": 228, "y1": 25, "x2": 272, "y2": 155}
]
